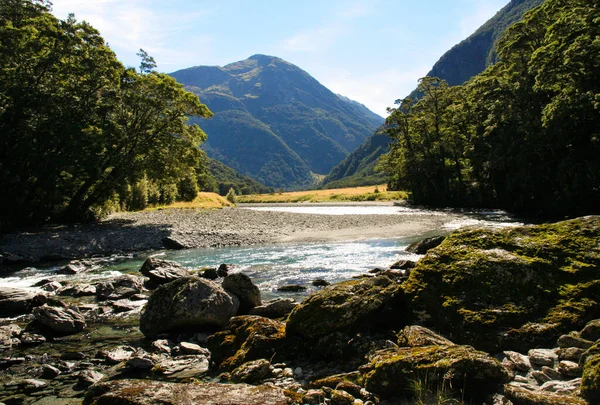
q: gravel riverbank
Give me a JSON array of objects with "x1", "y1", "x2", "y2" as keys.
[{"x1": 0, "y1": 203, "x2": 460, "y2": 263}]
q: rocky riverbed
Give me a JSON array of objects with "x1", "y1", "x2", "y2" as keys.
[
  {"x1": 0, "y1": 204, "x2": 461, "y2": 264},
  {"x1": 1, "y1": 215, "x2": 599, "y2": 404}
]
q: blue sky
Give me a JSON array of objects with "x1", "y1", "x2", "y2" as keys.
[{"x1": 51, "y1": 0, "x2": 508, "y2": 116}]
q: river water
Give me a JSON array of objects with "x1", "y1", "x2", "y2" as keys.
[{"x1": 0, "y1": 206, "x2": 521, "y2": 300}]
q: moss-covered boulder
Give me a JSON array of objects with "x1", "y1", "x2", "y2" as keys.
[
  {"x1": 396, "y1": 325, "x2": 455, "y2": 347},
  {"x1": 286, "y1": 275, "x2": 409, "y2": 338},
  {"x1": 361, "y1": 345, "x2": 511, "y2": 400},
  {"x1": 504, "y1": 384, "x2": 587, "y2": 405},
  {"x1": 403, "y1": 216, "x2": 600, "y2": 352},
  {"x1": 207, "y1": 315, "x2": 287, "y2": 370},
  {"x1": 581, "y1": 340, "x2": 600, "y2": 403}
]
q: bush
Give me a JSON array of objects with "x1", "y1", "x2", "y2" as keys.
[
  {"x1": 226, "y1": 187, "x2": 237, "y2": 204},
  {"x1": 177, "y1": 175, "x2": 199, "y2": 201},
  {"x1": 129, "y1": 177, "x2": 149, "y2": 211}
]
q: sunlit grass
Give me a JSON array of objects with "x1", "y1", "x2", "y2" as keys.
[
  {"x1": 236, "y1": 185, "x2": 408, "y2": 203},
  {"x1": 145, "y1": 192, "x2": 234, "y2": 211}
]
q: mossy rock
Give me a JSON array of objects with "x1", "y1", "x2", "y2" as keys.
[
  {"x1": 286, "y1": 275, "x2": 409, "y2": 339},
  {"x1": 207, "y1": 315, "x2": 287, "y2": 370},
  {"x1": 396, "y1": 325, "x2": 455, "y2": 347},
  {"x1": 581, "y1": 340, "x2": 600, "y2": 403},
  {"x1": 403, "y1": 216, "x2": 600, "y2": 352},
  {"x1": 504, "y1": 384, "x2": 587, "y2": 405},
  {"x1": 361, "y1": 345, "x2": 511, "y2": 400}
]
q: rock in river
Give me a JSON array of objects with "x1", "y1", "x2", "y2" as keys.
[
  {"x1": 82, "y1": 379, "x2": 296, "y2": 405},
  {"x1": 222, "y1": 273, "x2": 261, "y2": 313},
  {"x1": 140, "y1": 257, "x2": 190, "y2": 287},
  {"x1": 286, "y1": 275, "x2": 409, "y2": 338},
  {"x1": 0, "y1": 287, "x2": 46, "y2": 317},
  {"x1": 140, "y1": 276, "x2": 238, "y2": 338},
  {"x1": 403, "y1": 216, "x2": 600, "y2": 352},
  {"x1": 96, "y1": 275, "x2": 144, "y2": 301},
  {"x1": 32, "y1": 304, "x2": 86, "y2": 336}
]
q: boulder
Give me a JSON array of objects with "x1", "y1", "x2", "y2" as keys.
[
  {"x1": 82, "y1": 379, "x2": 296, "y2": 405},
  {"x1": 140, "y1": 257, "x2": 190, "y2": 287},
  {"x1": 0, "y1": 287, "x2": 46, "y2": 317},
  {"x1": 161, "y1": 236, "x2": 186, "y2": 250},
  {"x1": 396, "y1": 325, "x2": 455, "y2": 347},
  {"x1": 286, "y1": 275, "x2": 409, "y2": 338},
  {"x1": 362, "y1": 345, "x2": 511, "y2": 400},
  {"x1": 312, "y1": 279, "x2": 330, "y2": 287},
  {"x1": 390, "y1": 259, "x2": 416, "y2": 270},
  {"x1": 140, "y1": 276, "x2": 237, "y2": 338},
  {"x1": 504, "y1": 383, "x2": 587, "y2": 405},
  {"x1": 403, "y1": 216, "x2": 600, "y2": 353},
  {"x1": 230, "y1": 359, "x2": 272, "y2": 383},
  {"x1": 223, "y1": 273, "x2": 261, "y2": 313},
  {"x1": 96, "y1": 275, "x2": 144, "y2": 301},
  {"x1": 277, "y1": 284, "x2": 306, "y2": 292},
  {"x1": 153, "y1": 355, "x2": 210, "y2": 379},
  {"x1": 32, "y1": 304, "x2": 86, "y2": 335},
  {"x1": 406, "y1": 235, "x2": 445, "y2": 254},
  {"x1": 580, "y1": 319, "x2": 600, "y2": 341},
  {"x1": 581, "y1": 341, "x2": 600, "y2": 403},
  {"x1": 249, "y1": 298, "x2": 297, "y2": 319},
  {"x1": 199, "y1": 268, "x2": 219, "y2": 280},
  {"x1": 217, "y1": 264, "x2": 230, "y2": 277},
  {"x1": 207, "y1": 315, "x2": 287, "y2": 370}
]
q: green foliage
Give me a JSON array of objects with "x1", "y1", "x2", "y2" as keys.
[
  {"x1": 384, "y1": 0, "x2": 600, "y2": 218},
  {"x1": 177, "y1": 174, "x2": 199, "y2": 202},
  {"x1": 0, "y1": 1, "x2": 212, "y2": 228},
  {"x1": 206, "y1": 158, "x2": 273, "y2": 195},
  {"x1": 226, "y1": 188, "x2": 237, "y2": 204}
]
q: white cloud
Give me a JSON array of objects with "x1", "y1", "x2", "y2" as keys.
[
  {"x1": 282, "y1": 1, "x2": 373, "y2": 53},
  {"x1": 50, "y1": 0, "x2": 214, "y2": 71}
]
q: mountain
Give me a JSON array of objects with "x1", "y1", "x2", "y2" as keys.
[
  {"x1": 206, "y1": 158, "x2": 274, "y2": 196},
  {"x1": 322, "y1": 0, "x2": 545, "y2": 189},
  {"x1": 171, "y1": 55, "x2": 384, "y2": 189}
]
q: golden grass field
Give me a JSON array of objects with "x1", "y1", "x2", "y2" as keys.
[
  {"x1": 236, "y1": 184, "x2": 408, "y2": 203},
  {"x1": 146, "y1": 192, "x2": 234, "y2": 211}
]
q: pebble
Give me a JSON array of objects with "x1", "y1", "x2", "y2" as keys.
[
  {"x1": 502, "y1": 350, "x2": 531, "y2": 372},
  {"x1": 179, "y1": 342, "x2": 210, "y2": 356},
  {"x1": 41, "y1": 365, "x2": 61, "y2": 379},
  {"x1": 558, "y1": 360, "x2": 581, "y2": 378},
  {"x1": 528, "y1": 348, "x2": 557, "y2": 367},
  {"x1": 127, "y1": 357, "x2": 154, "y2": 370}
]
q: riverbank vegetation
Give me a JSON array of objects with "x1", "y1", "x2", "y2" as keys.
[
  {"x1": 0, "y1": 0, "x2": 212, "y2": 230},
  {"x1": 382, "y1": 0, "x2": 599, "y2": 219},
  {"x1": 236, "y1": 185, "x2": 408, "y2": 204},
  {"x1": 144, "y1": 192, "x2": 234, "y2": 211}
]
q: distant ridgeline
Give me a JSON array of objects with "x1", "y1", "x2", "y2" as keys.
[
  {"x1": 170, "y1": 55, "x2": 384, "y2": 190},
  {"x1": 321, "y1": 0, "x2": 545, "y2": 189},
  {"x1": 383, "y1": 0, "x2": 599, "y2": 218}
]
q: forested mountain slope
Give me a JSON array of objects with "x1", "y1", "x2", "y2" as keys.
[
  {"x1": 322, "y1": 0, "x2": 545, "y2": 188},
  {"x1": 171, "y1": 55, "x2": 383, "y2": 189}
]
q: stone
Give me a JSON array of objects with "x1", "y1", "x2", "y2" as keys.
[
  {"x1": 397, "y1": 325, "x2": 455, "y2": 347},
  {"x1": 21, "y1": 379, "x2": 48, "y2": 391},
  {"x1": 126, "y1": 356, "x2": 154, "y2": 370},
  {"x1": 502, "y1": 351, "x2": 531, "y2": 372},
  {"x1": 580, "y1": 319, "x2": 600, "y2": 341},
  {"x1": 558, "y1": 360, "x2": 581, "y2": 378},
  {"x1": 504, "y1": 383, "x2": 587, "y2": 405},
  {"x1": 277, "y1": 284, "x2": 306, "y2": 292},
  {"x1": 20, "y1": 332, "x2": 46, "y2": 345},
  {"x1": 217, "y1": 264, "x2": 230, "y2": 277},
  {"x1": 58, "y1": 284, "x2": 96, "y2": 297},
  {"x1": 96, "y1": 275, "x2": 144, "y2": 301},
  {"x1": 40, "y1": 281, "x2": 63, "y2": 292},
  {"x1": 402, "y1": 217, "x2": 600, "y2": 353},
  {"x1": 41, "y1": 364, "x2": 61, "y2": 379},
  {"x1": 286, "y1": 276, "x2": 408, "y2": 339},
  {"x1": 528, "y1": 349, "x2": 557, "y2": 367},
  {"x1": 0, "y1": 287, "x2": 46, "y2": 317},
  {"x1": 153, "y1": 355, "x2": 210, "y2": 379},
  {"x1": 151, "y1": 339, "x2": 174, "y2": 355},
  {"x1": 361, "y1": 345, "x2": 511, "y2": 400},
  {"x1": 390, "y1": 259, "x2": 416, "y2": 270},
  {"x1": 557, "y1": 347, "x2": 585, "y2": 362},
  {"x1": 76, "y1": 370, "x2": 104, "y2": 387},
  {"x1": 56, "y1": 264, "x2": 82, "y2": 275},
  {"x1": 32, "y1": 304, "x2": 86, "y2": 336},
  {"x1": 104, "y1": 346, "x2": 136, "y2": 364},
  {"x1": 406, "y1": 235, "x2": 445, "y2": 254},
  {"x1": 179, "y1": 341, "x2": 210, "y2": 356},
  {"x1": 140, "y1": 257, "x2": 190, "y2": 287},
  {"x1": 140, "y1": 276, "x2": 238, "y2": 338},
  {"x1": 249, "y1": 298, "x2": 297, "y2": 319},
  {"x1": 330, "y1": 389, "x2": 355, "y2": 405},
  {"x1": 335, "y1": 381, "x2": 363, "y2": 398},
  {"x1": 111, "y1": 299, "x2": 142, "y2": 313},
  {"x1": 557, "y1": 333, "x2": 593, "y2": 349},
  {"x1": 532, "y1": 370, "x2": 551, "y2": 384},
  {"x1": 541, "y1": 366, "x2": 562, "y2": 380},
  {"x1": 304, "y1": 389, "x2": 326, "y2": 405},
  {"x1": 312, "y1": 279, "x2": 330, "y2": 287},
  {"x1": 82, "y1": 379, "x2": 296, "y2": 405},
  {"x1": 207, "y1": 316, "x2": 286, "y2": 370},
  {"x1": 540, "y1": 378, "x2": 582, "y2": 394},
  {"x1": 230, "y1": 359, "x2": 272, "y2": 383},
  {"x1": 199, "y1": 268, "x2": 219, "y2": 280},
  {"x1": 222, "y1": 273, "x2": 262, "y2": 313},
  {"x1": 161, "y1": 236, "x2": 186, "y2": 250}
]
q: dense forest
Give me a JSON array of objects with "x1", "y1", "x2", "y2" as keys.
[
  {"x1": 0, "y1": 0, "x2": 213, "y2": 229},
  {"x1": 383, "y1": 0, "x2": 599, "y2": 218}
]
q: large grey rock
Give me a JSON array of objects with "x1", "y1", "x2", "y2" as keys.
[
  {"x1": 249, "y1": 298, "x2": 297, "y2": 319},
  {"x1": 230, "y1": 359, "x2": 272, "y2": 383},
  {"x1": 406, "y1": 235, "x2": 445, "y2": 254},
  {"x1": 0, "y1": 287, "x2": 46, "y2": 317},
  {"x1": 140, "y1": 258, "x2": 190, "y2": 287},
  {"x1": 82, "y1": 379, "x2": 295, "y2": 405},
  {"x1": 140, "y1": 276, "x2": 238, "y2": 338},
  {"x1": 153, "y1": 354, "x2": 210, "y2": 379},
  {"x1": 96, "y1": 275, "x2": 143, "y2": 301},
  {"x1": 222, "y1": 273, "x2": 261, "y2": 313},
  {"x1": 32, "y1": 304, "x2": 86, "y2": 335}
]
